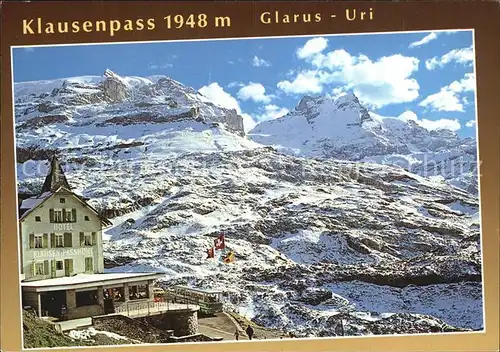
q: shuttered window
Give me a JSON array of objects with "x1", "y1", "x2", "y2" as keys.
[
  {"x1": 34, "y1": 235, "x2": 43, "y2": 248},
  {"x1": 51, "y1": 260, "x2": 56, "y2": 278},
  {"x1": 53, "y1": 209, "x2": 63, "y2": 223},
  {"x1": 34, "y1": 261, "x2": 49, "y2": 275},
  {"x1": 80, "y1": 232, "x2": 95, "y2": 246},
  {"x1": 64, "y1": 259, "x2": 74, "y2": 276},
  {"x1": 50, "y1": 208, "x2": 77, "y2": 223},
  {"x1": 63, "y1": 233, "x2": 72, "y2": 247},
  {"x1": 55, "y1": 234, "x2": 64, "y2": 247},
  {"x1": 85, "y1": 257, "x2": 93, "y2": 272}
]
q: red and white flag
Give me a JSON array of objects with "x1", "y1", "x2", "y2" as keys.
[
  {"x1": 214, "y1": 234, "x2": 225, "y2": 250},
  {"x1": 206, "y1": 247, "x2": 215, "y2": 259}
]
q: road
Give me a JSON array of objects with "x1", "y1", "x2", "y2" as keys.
[{"x1": 198, "y1": 313, "x2": 249, "y2": 341}]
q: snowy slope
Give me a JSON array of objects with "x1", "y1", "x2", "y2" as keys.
[
  {"x1": 14, "y1": 71, "x2": 483, "y2": 338},
  {"x1": 249, "y1": 94, "x2": 479, "y2": 195}
]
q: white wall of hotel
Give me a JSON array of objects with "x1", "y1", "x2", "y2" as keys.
[{"x1": 20, "y1": 192, "x2": 105, "y2": 281}]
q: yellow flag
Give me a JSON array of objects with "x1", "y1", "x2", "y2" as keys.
[{"x1": 223, "y1": 251, "x2": 235, "y2": 263}]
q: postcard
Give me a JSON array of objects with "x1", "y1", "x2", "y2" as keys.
[{"x1": 1, "y1": 1, "x2": 499, "y2": 352}]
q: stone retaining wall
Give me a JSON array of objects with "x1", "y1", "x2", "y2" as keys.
[
  {"x1": 92, "y1": 314, "x2": 172, "y2": 343},
  {"x1": 138, "y1": 309, "x2": 199, "y2": 337}
]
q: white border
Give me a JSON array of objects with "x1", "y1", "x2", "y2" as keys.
[{"x1": 9, "y1": 28, "x2": 486, "y2": 350}]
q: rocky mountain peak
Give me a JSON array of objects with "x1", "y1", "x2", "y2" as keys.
[
  {"x1": 101, "y1": 69, "x2": 130, "y2": 103},
  {"x1": 296, "y1": 95, "x2": 315, "y2": 112},
  {"x1": 293, "y1": 91, "x2": 372, "y2": 126},
  {"x1": 103, "y1": 68, "x2": 120, "y2": 79},
  {"x1": 333, "y1": 91, "x2": 372, "y2": 125}
]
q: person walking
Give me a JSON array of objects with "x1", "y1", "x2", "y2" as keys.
[
  {"x1": 245, "y1": 325, "x2": 254, "y2": 340},
  {"x1": 234, "y1": 329, "x2": 240, "y2": 341},
  {"x1": 60, "y1": 305, "x2": 67, "y2": 321}
]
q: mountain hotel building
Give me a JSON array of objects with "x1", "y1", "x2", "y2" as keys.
[{"x1": 19, "y1": 156, "x2": 165, "y2": 320}]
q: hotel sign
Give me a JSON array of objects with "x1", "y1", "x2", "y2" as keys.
[
  {"x1": 33, "y1": 248, "x2": 93, "y2": 259},
  {"x1": 53, "y1": 224, "x2": 74, "y2": 231}
]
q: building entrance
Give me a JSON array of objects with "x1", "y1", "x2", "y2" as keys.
[{"x1": 40, "y1": 290, "x2": 67, "y2": 318}]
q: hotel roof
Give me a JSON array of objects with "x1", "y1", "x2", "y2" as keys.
[{"x1": 21, "y1": 272, "x2": 166, "y2": 292}]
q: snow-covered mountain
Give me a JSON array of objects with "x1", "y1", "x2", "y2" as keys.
[
  {"x1": 249, "y1": 94, "x2": 479, "y2": 195},
  {"x1": 14, "y1": 70, "x2": 483, "y2": 338}
]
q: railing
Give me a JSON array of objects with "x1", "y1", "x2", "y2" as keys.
[
  {"x1": 165, "y1": 292, "x2": 224, "y2": 315},
  {"x1": 114, "y1": 299, "x2": 195, "y2": 317}
]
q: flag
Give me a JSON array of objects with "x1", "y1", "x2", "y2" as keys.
[
  {"x1": 223, "y1": 250, "x2": 235, "y2": 263},
  {"x1": 206, "y1": 247, "x2": 215, "y2": 259},
  {"x1": 214, "y1": 234, "x2": 225, "y2": 250}
]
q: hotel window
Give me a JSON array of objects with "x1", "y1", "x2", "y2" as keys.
[
  {"x1": 50, "y1": 208, "x2": 76, "y2": 223},
  {"x1": 54, "y1": 234, "x2": 64, "y2": 247},
  {"x1": 107, "y1": 287, "x2": 125, "y2": 302},
  {"x1": 30, "y1": 233, "x2": 48, "y2": 249},
  {"x1": 51, "y1": 209, "x2": 63, "y2": 223},
  {"x1": 75, "y1": 290, "x2": 99, "y2": 307},
  {"x1": 35, "y1": 216, "x2": 41, "y2": 222},
  {"x1": 60, "y1": 198, "x2": 66, "y2": 203},
  {"x1": 84, "y1": 216, "x2": 90, "y2": 221},
  {"x1": 85, "y1": 257, "x2": 93, "y2": 272},
  {"x1": 34, "y1": 261, "x2": 48, "y2": 275},
  {"x1": 50, "y1": 233, "x2": 72, "y2": 248},
  {"x1": 64, "y1": 209, "x2": 75, "y2": 222},
  {"x1": 34, "y1": 235, "x2": 43, "y2": 248},
  {"x1": 80, "y1": 232, "x2": 95, "y2": 246},
  {"x1": 129, "y1": 284, "x2": 149, "y2": 300},
  {"x1": 56, "y1": 261, "x2": 63, "y2": 270}
]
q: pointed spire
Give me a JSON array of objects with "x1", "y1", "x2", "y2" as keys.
[{"x1": 41, "y1": 154, "x2": 71, "y2": 194}]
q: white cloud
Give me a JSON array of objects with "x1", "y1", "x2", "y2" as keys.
[
  {"x1": 409, "y1": 32, "x2": 439, "y2": 48},
  {"x1": 448, "y1": 72, "x2": 476, "y2": 92},
  {"x1": 277, "y1": 70, "x2": 327, "y2": 95},
  {"x1": 408, "y1": 30, "x2": 460, "y2": 49},
  {"x1": 393, "y1": 111, "x2": 460, "y2": 132},
  {"x1": 425, "y1": 46, "x2": 474, "y2": 70},
  {"x1": 285, "y1": 49, "x2": 420, "y2": 108},
  {"x1": 237, "y1": 82, "x2": 274, "y2": 103},
  {"x1": 397, "y1": 111, "x2": 419, "y2": 122},
  {"x1": 227, "y1": 81, "x2": 243, "y2": 88},
  {"x1": 419, "y1": 89, "x2": 463, "y2": 112},
  {"x1": 252, "y1": 56, "x2": 271, "y2": 67},
  {"x1": 199, "y1": 82, "x2": 241, "y2": 112},
  {"x1": 465, "y1": 120, "x2": 476, "y2": 128},
  {"x1": 311, "y1": 49, "x2": 370, "y2": 70},
  {"x1": 419, "y1": 73, "x2": 475, "y2": 112},
  {"x1": 297, "y1": 37, "x2": 329, "y2": 59},
  {"x1": 199, "y1": 82, "x2": 257, "y2": 133},
  {"x1": 256, "y1": 104, "x2": 290, "y2": 121},
  {"x1": 148, "y1": 63, "x2": 173, "y2": 70}
]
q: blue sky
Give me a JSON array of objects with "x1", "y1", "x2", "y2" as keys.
[{"x1": 13, "y1": 30, "x2": 477, "y2": 137}]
